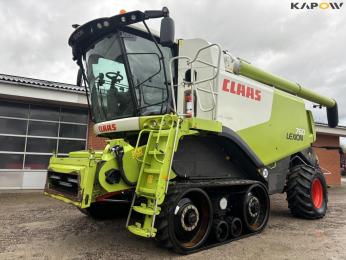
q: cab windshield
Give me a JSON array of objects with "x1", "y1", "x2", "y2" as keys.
[{"x1": 83, "y1": 30, "x2": 173, "y2": 123}]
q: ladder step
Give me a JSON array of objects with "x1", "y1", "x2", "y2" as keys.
[
  {"x1": 147, "y1": 150, "x2": 165, "y2": 155},
  {"x1": 152, "y1": 130, "x2": 170, "y2": 137},
  {"x1": 128, "y1": 223, "x2": 156, "y2": 238},
  {"x1": 133, "y1": 203, "x2": 161, "y2": 215},
  {"x1": 138, "y1": 187, "x2": 156, "y2": 195},
  {"x1": 144, "y1": 168, "x2": 161, "y2": 174}
]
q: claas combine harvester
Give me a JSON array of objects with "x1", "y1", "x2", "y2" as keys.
[{"x1": 44, "y1": 7, "x2": 339, "y2": 253}]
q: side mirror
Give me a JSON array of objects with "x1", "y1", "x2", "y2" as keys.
[
  {"x1": 76, "y1": 68, "x2": 82, "y2": 86},
  {"x1": 160, "y1": 16, "x2": 175, "y2": 47}
]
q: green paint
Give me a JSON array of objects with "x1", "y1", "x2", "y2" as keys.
[
  {"x1": 187, "y1": 117, "x2": 222, "y2": 132},
  {"x1": 127, "y1": 115, "x2": 180, "y2": 237},
  {"x1": 237, "y1": 88, "x2": 315, "y2": 165}
]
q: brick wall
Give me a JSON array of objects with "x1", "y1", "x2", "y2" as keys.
[
  {"x1": 87, "y1": 119, "x2": 107, "y2": 150},
  {"x1": 313, "y1": 133, "x2": 341, "y2": 186}
]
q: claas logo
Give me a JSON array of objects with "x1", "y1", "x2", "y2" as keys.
[
  {"x1": 222, "y1": 79, "x2": 261, "y2": 102},
  {"x1": 98, "y1": 123, "x2": 117, "y2": 133},
  {"x1": 291, "y1": 2, "x2": 344, "y2": 9}
]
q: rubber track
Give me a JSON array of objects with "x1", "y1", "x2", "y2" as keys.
[{"x1": 155, "y1": 179, "x2": 266, "y2": 254}]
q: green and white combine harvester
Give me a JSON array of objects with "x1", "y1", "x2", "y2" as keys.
[{"x1": 45, "y1": 7, "x2": 339, "y2": 253}]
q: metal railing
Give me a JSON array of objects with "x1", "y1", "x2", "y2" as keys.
[{"x1": 169, "y1": 43, "x2": 222, "y2": 116}]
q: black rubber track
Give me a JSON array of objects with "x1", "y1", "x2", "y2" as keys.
[
  {"x1": 155, "y1": 190, "x2": 178, "y2": 250},
  {"x1": 286, "y1": 165, "x2": 328, "y2": 219},
  {"x1": 155, "y1": 188, "x2": 216, "y2": 253},
  {"x1": 155, "y1": 179, "x2": 268, "y2": 254}
]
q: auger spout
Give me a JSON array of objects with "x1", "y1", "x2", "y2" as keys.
[{"x1": 234, "y1": 60, "x2": 338, "y2": 127}]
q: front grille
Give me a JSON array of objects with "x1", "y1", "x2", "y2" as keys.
[{"x1": 46, "y1": 171, "x2": 80, "y2": 200}]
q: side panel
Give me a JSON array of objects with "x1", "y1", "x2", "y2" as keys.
[
  {"x1": 236, "y1": 89, "x2": 314, "y2": 165},
  {"x1": 176, "y1": 39, "x2": 219, "y2": 120},
  {"x1": 217, "y1": 72, "x2": 274, "y2": 131},
  {"x1": 216, "y1": 71, "x2": 315, "y2": 166},
  {"x1": 172, "y1": 135, "x2": 243, "y2": 179},
  {"x1": 267, "y1": 157, "x2": 290, "y2": 194}
]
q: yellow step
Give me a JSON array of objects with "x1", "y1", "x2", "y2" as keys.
[
  {"x1": 128, "y1": 223, "x2": 156, "y2": 238},
  {"x1": 147, "y1": 150, "x2": 165, "y2": 155},
  {"x1": 133, "y1": 203, "x2": 161, "y2": 215},
  {"x1": 152, "y1": 130, "x2": 170, "y2": 137},
  {"x1": 138, "y1": 187, "x2": 156, "y2": 195},
  {"x1": 144, "y1": 168, "x2": 161, "y2": 174}
]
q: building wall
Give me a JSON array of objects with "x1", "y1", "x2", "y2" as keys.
[
  {"x1": 313, "y1": 133, "x2": 341, "y2": 186},
  {"x1": 87, "y1": 120, "x2": 107, "y2": 150}
]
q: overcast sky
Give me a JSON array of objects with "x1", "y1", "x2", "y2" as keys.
[{"x1": 0, "y1": 0, "x2": 345, "y2": 126}]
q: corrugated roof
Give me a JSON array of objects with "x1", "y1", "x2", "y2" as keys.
[
  {"x1": 316, "y1": 122, "x2": 346, "y2": 130},
  {"x1": 0, "y1": 73, "x2": 85, "y2": 93}
]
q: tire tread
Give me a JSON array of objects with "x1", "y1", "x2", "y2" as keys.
[{"x1": 286, "y1": 165, "x2": 328, "y2": 219}]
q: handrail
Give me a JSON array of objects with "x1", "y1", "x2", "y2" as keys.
[
  {"x1": 168, "y1": 43, "x2": 222, "y2": 116},
  {"x1": 169, "y1": 56, "x2": 190, "y2": 113}
]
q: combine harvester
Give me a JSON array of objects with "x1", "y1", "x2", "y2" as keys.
[{"x1": 45, "y1": 7, "x2": 338, "y2": 253}]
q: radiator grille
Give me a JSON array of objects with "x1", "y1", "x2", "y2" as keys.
[{"x1": 46, "y1": 171, "x2": 80, "y2": 200}]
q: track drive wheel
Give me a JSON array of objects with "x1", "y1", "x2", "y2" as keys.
[
  {"x1": 286, "y1": 165, "x2": 328, "y2": 219},
  {"x1": 155, "y1": 188, "x2": 213, "y2": 254},
  {"x1": 242, "y1": 183, "x2": 270, "y2": 232}
]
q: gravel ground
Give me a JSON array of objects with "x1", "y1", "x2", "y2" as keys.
[{"x1": 1, "y1": 184, "x2": 346, "y2": 260}]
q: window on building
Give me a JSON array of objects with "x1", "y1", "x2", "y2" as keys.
[{"x1": 0, "y1": 100, "x2": 88, "y2": 170}]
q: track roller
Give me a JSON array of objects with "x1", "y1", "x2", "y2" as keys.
[
  {"x1": 242, "y1": 183, "x2": 270, "y2": 232},
  {"x1": 212, "y1": 219, "x2": 229, "y2": 242},
  {"x1": 226, "y1": 217, "x2": 242, "y2": 238}
]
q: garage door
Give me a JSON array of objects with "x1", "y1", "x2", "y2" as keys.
[{"x1": 0, "y1": 99, "x2": 88, "y2": 189}]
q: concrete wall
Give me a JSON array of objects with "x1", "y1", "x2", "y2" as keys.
[{"x1": 313, "y1": 133, "x2": 341, "y2": 186}]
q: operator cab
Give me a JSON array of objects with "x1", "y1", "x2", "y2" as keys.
[{"x1": 69, "y1": 8, "x2": 176, "y2": 125}]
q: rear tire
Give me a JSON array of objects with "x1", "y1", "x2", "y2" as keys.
[{"x1": 286, "y1": 165, "x2": 328, "y2": 219}]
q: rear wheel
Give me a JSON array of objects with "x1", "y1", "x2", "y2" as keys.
[
  {"x1": 155, "y1": 188, "x2": 213, "y2": 253},
  {"x1": 286, "y1": 165, "x2": 328, "y2": 219}
]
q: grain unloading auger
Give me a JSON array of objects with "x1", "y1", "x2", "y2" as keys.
[{"x1": 44, "y1": 7, "x2": 338, "y2": 254}]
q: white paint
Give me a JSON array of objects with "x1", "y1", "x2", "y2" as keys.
[
  {"x1": 0, "y1": 170, "x2": 47, "y2": 189},
  {"x1": 94, "y1": 117, "x2": 140, "y2": 135},
  {"x1": 216, "y1": 71, "x2": 274, "y2": 131},
  {"x1": 0, "y1": 171, "x2": 23, "y2": 189},
  {"x1": 219, "y1": 197, "x2": 228, "y2": 210},
  {"x1": 22, "y1": 171, "x2": 47, "y2": 189},
  {"x1": 0, "y1": 81, "x2": 87, "y2": 106},
  {"x1": 176, "y1": 38, "x2": 218, "y2": 120}
]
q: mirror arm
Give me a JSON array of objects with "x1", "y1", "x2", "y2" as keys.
[{"x1": 144, "y1": 7, "x2": 169, "y2": 19}]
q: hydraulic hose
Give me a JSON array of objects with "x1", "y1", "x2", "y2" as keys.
[{"x1": 111, "y1": 145, "x2": 137, "y2": 186}]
